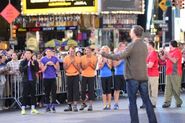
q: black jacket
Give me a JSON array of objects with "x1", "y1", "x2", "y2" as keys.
[{"x1": 19, "y1": 59, "x2": 39, "y2": 82}]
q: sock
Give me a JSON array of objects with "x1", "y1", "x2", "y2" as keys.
[
  {"x1": 21, "y1": 106, "x2": 25, "y2": 110},
  {"x1": 68, "y1": 104, "x2": 72, "y2": 107},
  {"x1": 31, "y1": 105, "x2": 35, "y2": 110}
]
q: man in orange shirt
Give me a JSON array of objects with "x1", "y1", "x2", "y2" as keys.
[
  {"x1": 63, "y1": 47, "x2": 81, "y2": 112},
  {"x1": 79, "y1": 47, "x2": 97, "y2": 111}
]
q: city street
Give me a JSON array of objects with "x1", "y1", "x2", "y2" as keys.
[{"x1": 0, "y1": 94, "x2": 185, "y2": 123}]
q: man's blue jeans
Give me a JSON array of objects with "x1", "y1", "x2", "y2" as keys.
[{"x1": 126, "y1": 79, "x2": 157, "y2": 123}]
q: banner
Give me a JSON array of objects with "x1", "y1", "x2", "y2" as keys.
[
  {"x1": 22, "y1": 0, "x2": 98, "y2": 15},
  {"x1": 101, "y1": 0, "x2": 144, "y2": 14}
]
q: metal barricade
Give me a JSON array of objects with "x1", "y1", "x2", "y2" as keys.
[
  {"x1": 0, "y1": 74, "x2": 22, "y2": 109},
  {"x1": 159, "y1": 64, "x2": 166, "y2": 92}
]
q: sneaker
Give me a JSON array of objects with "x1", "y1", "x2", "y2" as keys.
[
  {"x1": 114, "y1": 104, "x2": 119, "y2": 110},
  {"x1": 162, "y1": 103, "x2": 170, "y2": 108},
  {"x1": 52, "y1": 106, "x2": 56, "y2": 113},
  {"x1": 31, "y1": 109, "x2": 39, "y2": 114},
  {"x1": 103, "y1": 105, "x2": 107, "y2": 110},
  {"x1": 79, "y1": 103, "x2": 87, "y2": 111},
  {"x1": 87, "y1": 106, "x2": 93, "y2": 111},
  {"x1": 46, "y1": 107, "x2": 51, "y2": 112},
  {"x1": 64, "y1": 105, "x2": 72, "y2": 112},
  {"x1": 106, "y1": 105, "x2": 111, "y2": 110},
  {"x1": 73, "y1": 105, "x2": 78, "y2": 112},
  {"x1": 176, "y1": 104, "x2": 182, "y2": 108},
  {"x1": 140, "y1": 105, "x2": 145, "y2": 109},
  {"x1": 21, "y1": 109, "x2": 26, "y2": 115}
]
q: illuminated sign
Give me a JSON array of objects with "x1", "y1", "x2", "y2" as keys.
[
  {"x1": 101, "y1": 0, "x2": 144, "y2": 14},
  {"x1": 22, "y1": 0, "x2": 98, "y2": 15}
]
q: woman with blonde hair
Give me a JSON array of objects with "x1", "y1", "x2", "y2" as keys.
[{"x1": 98, "y1": 46, "x2": 112, "y2": 110}]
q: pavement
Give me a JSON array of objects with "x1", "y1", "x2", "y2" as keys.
[{"x1": 0, "y1": 94, "x2": 185, "y2": 123}]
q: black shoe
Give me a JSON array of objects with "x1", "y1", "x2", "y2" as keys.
[
  {"x1": 162, "y1": 104, "x2": 170, "y2": 108},
  {"x1": 176, "y1": 104, "x2": 182, "y2": 108},
  {"x1": 64, "y1": 106, "x2": 72, "y2": 112},
  {"x1": 73, "y1": 105, "x2": 78, "y2": 112},
  {"x1": 140, "y1": 105, "x2": 145, "y2": 109},
  {"x1": 87, "y1": 106, "x2": 93, "y2": 111},
  {"x1": 52, "y1": 106, "x2": 56, "y2": 113},
  {"x1": 79, "y1": 103, "x2": 87, "y2": 111},
  {"x1": 152, "y1": 105, "x2": 156, "y2": 108},
  {"x1": 46, "y1": 107, "x2": 51, "y2": 112}
]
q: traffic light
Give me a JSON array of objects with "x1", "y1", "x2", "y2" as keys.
[
  {"x1": 12, "y1": 25, "x2": 17, "y2": 39},
  {"x1": 178, "y1": 0, "x2": 185, "y2": 9}
]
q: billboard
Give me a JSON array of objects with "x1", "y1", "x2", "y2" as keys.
[
  {"x1": 101, "y1": 0, "x2": 144, "y2": 14},
  {"x1": 22, "y1": 0, "x2": 98, "y2": 15}
]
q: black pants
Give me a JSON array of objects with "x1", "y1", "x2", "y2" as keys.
[
  {"x1": 66, "y1": 75, "x2": 80, "y2": 102},
  {"x1": 81, "y1": 76, "x2": 95, "y2": 101},
  {"x1": 22, "y1": 81, "x2": 36, "y2": 106},
  {"x1": 44, "y1": 78, "x2": 57, "y2": 104}
]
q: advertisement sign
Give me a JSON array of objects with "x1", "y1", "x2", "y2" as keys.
[
  {"x1": 101, "y1": 0, "x2": 144, "y2": 14},
  {"x1": 22, "y1": 0, "x2": 98, "y2": 15}
]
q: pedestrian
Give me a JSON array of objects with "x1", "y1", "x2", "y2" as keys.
[
  {"x1": 40, "y1": 48, "x2": 59, "y2": 112},
  {"x1": 19, "y1": 49, "x2": 39, "y2": 115},
  {"x1": 79, "y1": 46, "x2": 97, "y2": 111},
  {"x1": 140, "y1": 41, "x2": 159, "y2": 108},
  {"x1": 100, "y1": 25, "x2": 157, "y2": 123},
  {"x1": 98, "y1": 46, "x2": 112, "y2": 110},
  {"x1": 113, "y1": 42, "x2": 126, "y2": 110},
  {"x1": 161, "y1": 40, "x2": 183, "y2": 108},
  {"x1": 63, "y1": 47, "x2": 81, "y2": 112}
]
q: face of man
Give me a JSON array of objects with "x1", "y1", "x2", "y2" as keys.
[
  {"x1": 45, "y1": 49, "x2": 53, "y2": 57},
  {"x1": 69, "y1": 48, "x2": 75, "y2": 56},
  {"x1": 147, "y1": 43, "x2": 152, "y2": 51},
  {"x1": 24, "y1": 51, "x2": 32, "y2": 60},
  {"x1": 11, "y1": 53, "x2": 17, "y2": 60},
  {"x1": 118, "y1": 43, "x2": 126, "y2": 51},
  {"x1": 85, "y1": 48, "x2": 91, "y2": 56}
]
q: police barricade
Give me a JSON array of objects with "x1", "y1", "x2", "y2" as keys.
[
  {"x1": 158, "y1": 64, "x2": 166, "y2": 92},
  {"x1": 0, "y1": 74, "x2": 22, "y2": 109},
  {"x1": 0, "y1": 70, "x2": 67, "y2": 110}
]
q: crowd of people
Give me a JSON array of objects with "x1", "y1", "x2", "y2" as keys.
[{"x1": 0, "y1": 25, "x2": 185, "y2": 123}]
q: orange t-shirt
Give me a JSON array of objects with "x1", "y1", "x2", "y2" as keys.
[
  {"x1": 81, "y1": 55, "x2": 97, "y2": 77},
  {"x1": 63, "y1": 55, "x2": 81, "y2": 76}
]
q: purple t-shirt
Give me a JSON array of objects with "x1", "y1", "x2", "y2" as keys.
[{"x1": 41, "y1": 56, "x2": 59, "y2": 79}]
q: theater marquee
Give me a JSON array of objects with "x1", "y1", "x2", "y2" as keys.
[{"x1": 22, "y1": 0, "x2": 98, "y2": 15}]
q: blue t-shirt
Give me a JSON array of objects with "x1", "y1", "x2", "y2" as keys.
[
  {"x1": 41, "y1": 56, "x2": 59, "y2": 79},
  {"x1": 100, "y1": 63, "x2": 112, "y2": 77},
  {"x1": 115, "y1": 60, "x2": 125, "y2": 75},
  {"x1": 28, "y1": 65, "x2": 33, "y2": 81}
]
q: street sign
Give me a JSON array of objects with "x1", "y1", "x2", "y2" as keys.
[
  {"x1": 0, "y1": 3, "x2": 20, "y2": 24},
  {"x1": 159, "y1": 23, "x2": 168, "y2": 28},
  {"x1": 153, "y1": 20, "x2": 165, "y2": 24},
  {"x1": 9, "y1": 39, "x2": 18, "y2": 45},
  {"x1": 159, "y1": 0, "x2": 168, "y2": 11}
]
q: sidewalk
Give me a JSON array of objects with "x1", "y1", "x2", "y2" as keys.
[{"x1": 0, "y1": 94, "x2": 185, "y2": 123}]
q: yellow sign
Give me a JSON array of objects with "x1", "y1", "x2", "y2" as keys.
[
  {"x1": 159, "y1": 0, "x2": 168, "y2": 11},
  {"x1": 22, "y1": 0, "x2": 98, "y2": 15}
]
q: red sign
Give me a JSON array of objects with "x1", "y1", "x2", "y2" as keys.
[{"x1": 0, "y1": 3, "x2": 20, "y2": 24}]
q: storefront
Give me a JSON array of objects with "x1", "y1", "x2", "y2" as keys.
[
  {"x1": 97, "y1": 0, "x2": 145, "y2": 49},
  {"x1": 14, "y1": 0, "x2": 99, "y2": 51}
]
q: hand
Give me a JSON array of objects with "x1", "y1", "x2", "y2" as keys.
[{"x1": 47, "y1": 61, "x2": 54, "y2": 66}]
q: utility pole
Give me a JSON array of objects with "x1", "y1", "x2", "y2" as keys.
[{"x1": 162, "y1": 11, "x2": 166, "y2": 48}]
